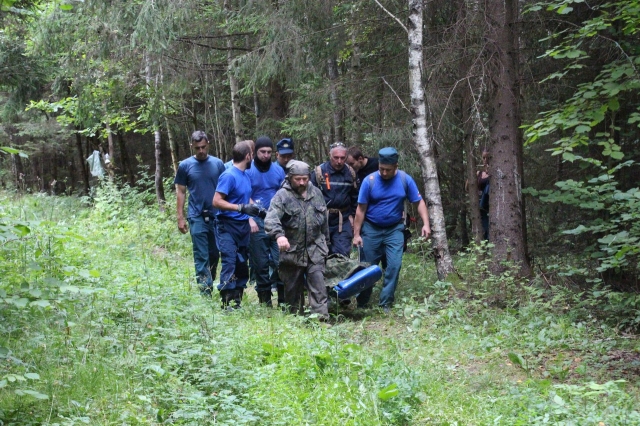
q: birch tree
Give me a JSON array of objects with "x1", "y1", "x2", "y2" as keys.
[{"x1": 406, "y1": 0, "x2": 453, "y2": 279}]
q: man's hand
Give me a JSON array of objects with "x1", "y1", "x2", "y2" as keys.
[
  {"x1": 239, "y1": 204, "x2": 260, "y2": 217},
  {"x1": 277, "y1": 236, "x2": 290, "y2": 251},
  {"x1": 352, "y1": 235, "x2": 363, "y2": 248},
  {"x1": 421, "y1": 225, "x2": 431, "y2": 239},
  {"x1": 178, "y1": 217, "x2": 188, "y2": 234},
  {"x1": 249, "y1": 218, "x2": 259, "y2": 233}
]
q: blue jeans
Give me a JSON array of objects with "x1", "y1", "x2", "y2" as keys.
[
  {"x1": 356, "y1": 221, "x2": 404, "y2": 308},
  {"x1": 249, "y1": 217, "x2": 283, "y2": 293},
  {"x1": 188, "y1": 216, "x2": 219, "y2": 294},
  {"x1": 215, "y1": 217, "x2": 250, "y2": 291}
]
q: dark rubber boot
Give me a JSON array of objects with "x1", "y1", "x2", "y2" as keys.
[
  {"x1": 220, "y1": 289, "x2": 233, "y2": 310},
  {"x1": 233, "y1": 289, "x2": 244, "y2": 309},
  {"x1": 276, "y1": 284, "x2": 285, "y2": 308},
  {"x1": 257, "y1": 290, "x2": 273, "y2": 307}
]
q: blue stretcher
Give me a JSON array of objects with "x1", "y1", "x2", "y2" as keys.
[{"x1": 333, "y1": 265, "x2": 382, "y2": 300}]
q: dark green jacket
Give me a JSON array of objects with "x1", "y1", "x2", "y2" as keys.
[{"x1": 265, "y1": 180, "x2": 329, "y2": 267}]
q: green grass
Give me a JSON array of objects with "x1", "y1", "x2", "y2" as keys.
[{"x1": 1, "y1": 185, "x2": 639, "y2": 425}]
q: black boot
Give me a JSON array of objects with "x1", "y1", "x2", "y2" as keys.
[
  {"x1": 257, "y1": 290, "x2": 273, "y2": 307},
  {"x1": 276, "y1": 284, "x2": 285, "y2": 308},
  {"x1": 232, "y1": 288, "x2": 244, "y2": 309},
  {"x1": 220, "y1": 289, "x2": 233, "y2": 310}
]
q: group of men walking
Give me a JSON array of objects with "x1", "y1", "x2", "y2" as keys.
[{"x1": 175, "y1": 130, "x2": 431, "y2": 318}]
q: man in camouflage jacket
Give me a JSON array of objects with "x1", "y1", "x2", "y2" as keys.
[{"x1": 264, "y1": 160, "x2": 330, "y2": 318}]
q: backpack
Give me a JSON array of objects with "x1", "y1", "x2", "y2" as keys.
[{"x1": 315, "y1": 164, "x2": 357, "y2": 190}]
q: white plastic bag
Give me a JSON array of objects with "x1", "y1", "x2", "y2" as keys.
[{"x1": 86, "y1": 150, "x2": 104, "y2": 177}]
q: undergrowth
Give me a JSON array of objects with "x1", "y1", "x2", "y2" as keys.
[{"x1": 0, "y1": 182, "x2": 639, "y2": 425}]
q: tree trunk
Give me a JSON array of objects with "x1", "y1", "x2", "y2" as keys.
[
  {"x1": 75, "y1": 131, "x2": 90, "y2": 194},
  {"x1": 327, "y1": 56, "x2": 344, "y2": 142},
  {"x1": 407, "y1": 0, "x2": 453, "y2": 279},
  {"x1": 485, "y1": 0, "x2": 531, "y2": 276},
  {"x1": 225, "y1": 0, "x2": 242, "y2": 143},
  {"x1": 145, "y1": 52, "x2": 166, "y2": 209},
  {"x1": 463, "y1": 89, "x2": 483, "y2": 244},
  {"x1": 117, "y1": 132, "x2": 136, "y2": 187}
]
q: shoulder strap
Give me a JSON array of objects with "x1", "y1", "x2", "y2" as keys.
[
  {"x1": 368, "y1": 172, "x2": 377, "y2": 198},
  {"x1": 346, "y1": 164, "x2": 357, "y2": 188},
  {"x1": 399, "y1": 170, "x2": 408, "y2": 198},
  {"x1": 315, "y1": 165, "x2": 325, "y2": 186}
]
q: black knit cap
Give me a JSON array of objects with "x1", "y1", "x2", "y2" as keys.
[{"x1": 255, "y1": 136, "x2": 273, "y2": 151}]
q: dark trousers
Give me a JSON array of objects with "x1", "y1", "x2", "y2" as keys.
[
  {"x1": 188, "y1": 216, "x2": 219, "y2": 294},
  {"x1": 328, "y1": 216, "x2": 353, "y2": 256},
  {"x1": 249, "y1": 217, "x2": 284, "y2": 303},
  {"x1": 215, "y1": 218, "x2": 250, "y2": 292},
  {"x1": 279, "y1": 263, "x2": 328, "y2": 317}
]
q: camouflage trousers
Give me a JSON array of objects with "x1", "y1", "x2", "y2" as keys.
[{"x1": 278, "y1": 262, "x2": 328, "y2": 318}]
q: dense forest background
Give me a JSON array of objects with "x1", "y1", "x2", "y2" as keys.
[{"x1": 1, "y1": 0, "x2": 639, "y2": 305}]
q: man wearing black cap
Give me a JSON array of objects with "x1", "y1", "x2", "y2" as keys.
[
  {"x1": 246, "y1": 136, "x2": 286, "y2": 306},
  {"x1": 174, "y1": 130, "x2": 226, "y2": 296},
  {"x1": 275, "y1": 138, "x2": 294, "y2": 172},
  {"x1": 352, "y1": 147, "x2": 431, "y2": 312},
  {"x1": 265, "y1": 160, "x2": 330, "y2": 319}
]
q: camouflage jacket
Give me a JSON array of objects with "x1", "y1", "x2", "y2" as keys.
[{"x1": 265, "y1": 180, "x2": 329, "y2": 267}]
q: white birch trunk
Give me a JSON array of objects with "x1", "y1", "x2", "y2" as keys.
[{"x1": 407, "y1": 0, "x2": 453, "y2": 279}]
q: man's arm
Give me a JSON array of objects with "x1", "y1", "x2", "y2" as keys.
[
  {"x1": 264, "y1": 193, "x2": 289, "y2": 251},
  {"x1": 414, "y1": 199, "x2": 431, "y2": 238},
  {"x1": 176, "y1": 184, "x2": 188, "y2": 234},
  {"x1": 352, "y1": 203, "x2": 368, "y2": 247},
  {"x1": 212, "y1": 192, "x2": 238, "y2": 212}
]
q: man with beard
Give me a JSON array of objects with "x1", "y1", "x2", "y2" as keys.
[
  {"x1": 174, "y1": 130, "x2": 226, "y2": 296},
  {"x1": 265, "y1": 160, "x2": 329, "y2": 319},
  {"x1": 246, "y1": 136, "x2": 286, "y2": 306},
  {"x1": 212, "y1": 141, "x2": 263, "y2": 309},
  {"x1": 310, "y1": 142, "x2": 358, "y2": 256}
]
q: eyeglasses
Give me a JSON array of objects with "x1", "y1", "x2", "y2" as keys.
[{"x1": 330, "y1": 142, "x2": 345, "y2": 149}]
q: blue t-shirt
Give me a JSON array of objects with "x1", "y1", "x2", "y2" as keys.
[
  {"x1": 174, "y1": 155, "x2": 225, "y2": 219},
  {"x1": 245, "y1": 161, "x2": 285, "y2": 210},
  {"x1": 216, "y1": 166, "x2": 252, "y2": 220},
  {"x1": 357, "y1": 171, "x2": 422, "y2": 227}
]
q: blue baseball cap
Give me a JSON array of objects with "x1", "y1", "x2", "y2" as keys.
[{"x1": 276, "y1": 138, "x2": 294, "y2": 155}]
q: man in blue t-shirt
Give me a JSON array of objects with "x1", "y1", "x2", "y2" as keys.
[
  {"x1": 352, "y1": 147, "x2": 431, "y2": 312},
  {"x1": 246, "y1": 136, "x2": 286, "y2": 307},
  {"x1": 174, "y1": 130, "x2": 226, "y2": 296},
  {"x1": 213, "y1": 141, "x2": 263, "y2": 309}
]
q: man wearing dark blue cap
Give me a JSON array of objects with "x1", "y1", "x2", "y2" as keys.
[
  {"x1": 275, "y1": 138, "x2": 294, "y2": 172},
  {"x1": 352, "y1": 147, "x2": 431, "y2": 312},
  {"x1": 246, "y1": 136, "x2": 286, "y2": 306}
]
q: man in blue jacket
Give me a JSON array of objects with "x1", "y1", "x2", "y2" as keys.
[
  {"x1": 352, "y1": 147, "x2": 431, "y2": 312},
  {"x1": 174, "y1": 130, "x2": 226, "y2": 296},
  {"x1": 311, "y1": 142, "x2": 358, "y2": 256}
]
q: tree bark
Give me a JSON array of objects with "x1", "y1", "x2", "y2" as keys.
[
  {"x1": 407, "y1": 0, "x2": 453, "y2": 279},
  {"x1": 463, "y1": 89, "x2": 483, "y2": 243},
  {"x1": 145, "y1": 52, "x2": 166, "y2": 209},
  {"x1": 117, "y1": 132, "x2": 136, "y2": 187},
  {"x1": 75, "y1": 131, "x2": 90, "y2": 194},
  {"x1": 225, "y1": 0, "x2": 242, "y2": 143},
  {"x1": 327, "y1": 56, "x2": 344, "y2": 142},
  {"x1": 485, "y1": 0, "x2": 531, "y2": 275}
]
